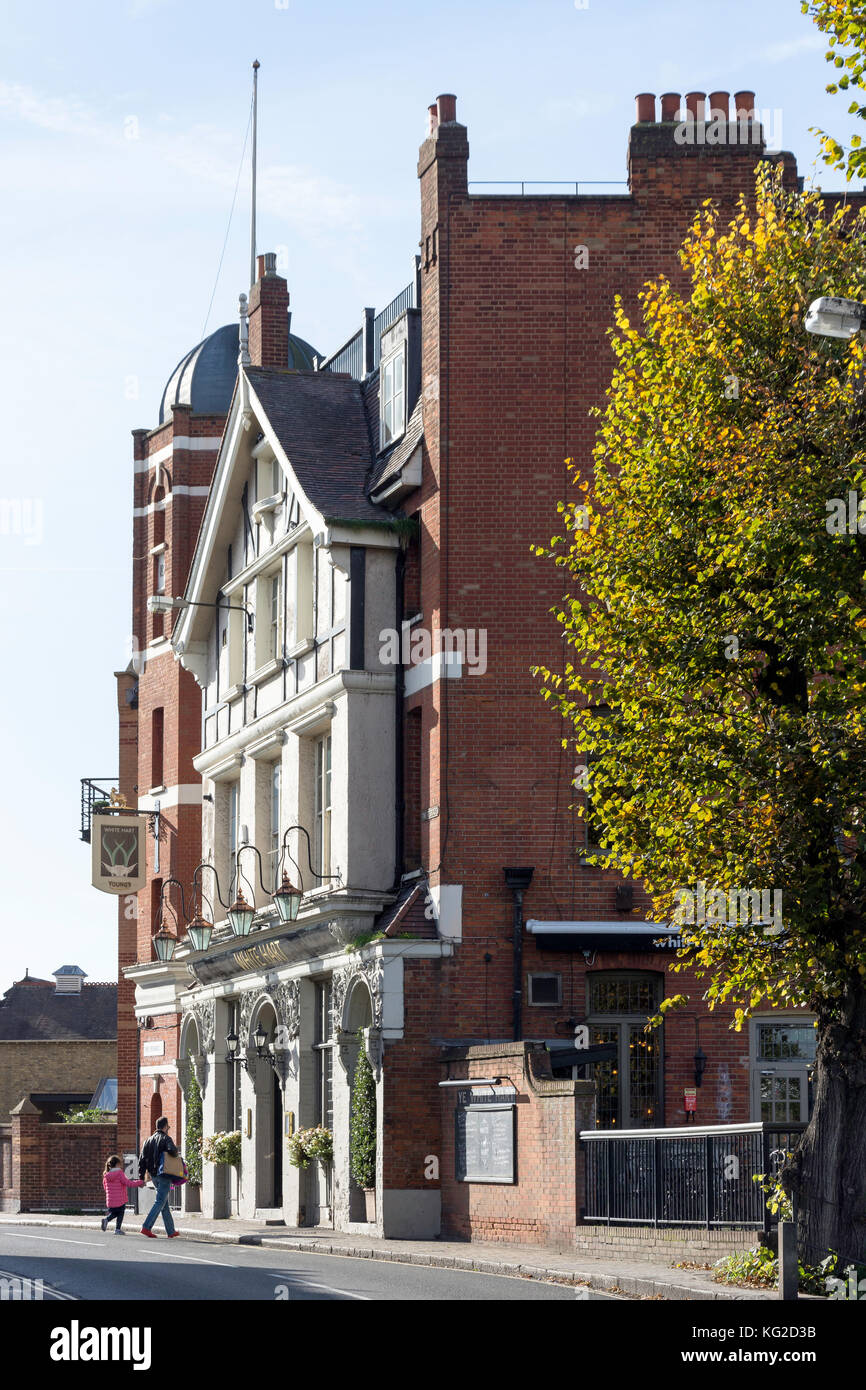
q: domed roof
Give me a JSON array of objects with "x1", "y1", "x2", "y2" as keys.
[{"x1": 158, "y1": 322, "x2": 322, "y2": 424}]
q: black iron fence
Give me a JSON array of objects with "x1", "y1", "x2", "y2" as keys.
[
  {"x1": 79, "y1": 777, "x2": 118, "y2": 843},
  {"x1": 581, "y1": 1122, "x2": 805, "y2": 1231}
]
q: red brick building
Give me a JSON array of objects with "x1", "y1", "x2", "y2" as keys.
[{"x1": 114, "y1": 89, "x2": 823, "y2": 1244}]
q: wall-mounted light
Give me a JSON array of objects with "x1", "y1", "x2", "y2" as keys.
[{"x1": 147, "y1": 595, "x2": 254, "y2": 632}]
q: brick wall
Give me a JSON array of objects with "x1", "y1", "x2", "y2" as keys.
[
  {"x1": 438, "y1": 1042, "x2": 594, "y2": 1248},
  {"x1": 10, "y1": 1103, "x2": 118, "y2": 1212},
  {"x1": 409, "y1": 93, "x2": 843, "y2": 1120},
  {"x1": 0, "y1": 1040, "x2": 116, "y2": 1124}
]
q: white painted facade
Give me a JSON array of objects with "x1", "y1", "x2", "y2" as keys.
[{"x1": 128, "y1": 366, "x2": 448, "y2": 1238}]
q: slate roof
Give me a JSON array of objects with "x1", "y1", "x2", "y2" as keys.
[
  {"x1": 368, "y1": 398, "x2": 424, "y2": 497},
  {"x1": 245, "y1": 367, "x2": 396, "y2": 526},
  {"x1": 375, "y1": 882, "x2": 438, "y2": 940},
  {"x1": 0, "y1": 979, "x2": 117, "y2": 1041}
]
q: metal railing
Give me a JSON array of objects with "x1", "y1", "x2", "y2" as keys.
[
  {"x1": 372, "y1": 280, "x2": 417, "y2": 367},
  {"x1": 317, "y1": 268, "x2": 419, "y2": 380},
  {"x1": 468, "y1": 180, "x2": 630, "y2": 196},
  {"x1": 581, "y1": 1122, "x2": 805, "y2": 1231},
  {"x1": 318, "y1": 328, "x2": 364, "y2": 379},
  {"x1": 79, "y1": 777, "x2": 119, "y2": 843}
]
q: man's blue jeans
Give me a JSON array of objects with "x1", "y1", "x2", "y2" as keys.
[{"x1": 142, "y1": 1175, "x2": 176, "y2": 1234}]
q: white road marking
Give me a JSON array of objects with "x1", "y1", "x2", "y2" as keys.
[
  {"x1": 0, "y1": 1233, "x2": 104, "y2": 1247},
  {"x1": 0, "y1": 1266, "x2": 77, "y2": 1300},
  {"x1": 269, "y1": 1273, "x2": 370, "y2": 1301},
  {"x1": 136, "y1": 1247, "x2": 237, "y2": 1267}
]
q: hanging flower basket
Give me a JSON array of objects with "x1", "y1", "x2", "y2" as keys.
[
  {"x1": 202, "y1": 1130, "x2": 242, "y2": 1167},
  {"x1": 287, "y1": 1125, "x2": 334, "y2": 1169}
]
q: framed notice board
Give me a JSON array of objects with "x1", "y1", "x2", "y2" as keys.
[{"x1": 455, "y1": 1090, "x2": 516, "y2": 1184}]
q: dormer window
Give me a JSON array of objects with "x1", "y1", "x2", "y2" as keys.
[{"x1": 380, "y1": 346, "x2": 406, "y2": 449}]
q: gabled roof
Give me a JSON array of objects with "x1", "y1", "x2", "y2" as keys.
[
  {"x1": 175, "y1": 364, "x2": 403, "y2": 675},
  {"x1": 245, "y1": 368, "x2": 391, "y2": 524}
]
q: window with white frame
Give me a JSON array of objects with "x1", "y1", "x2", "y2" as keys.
[
  {"x1": 270, "y1": 761, "x2": 281, "y2": 885},
  {"x1": 750, "y1": 1017, "x2": 816, "y2": 1124},
  {"x1": 154, "y1": 551, "x2": 166, "y2": 594},
  {"x1": 380, "y1": 347, "x2": 406, "y2": 448},
  {"x1": 269, "y1": 572, "x2": 281, "y2": 661},
  {"x1": 254, "y1": 570, "x2": 282, "y2": 669},
  {"x1": 271, "y1": 457, "x2": 282, "y2": 498},
  {"x1": 314, "y1": 733, "x2": 332, "y2": 878}
]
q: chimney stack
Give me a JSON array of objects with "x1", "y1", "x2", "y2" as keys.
[
  {"x1": 635, "y1": 93, "x2": 656, "y2": 124},
  {"x1": 734, "y1": 90, "x2": 756, "y2": 118},
  {"x1": 685, "y1": 91, "x2": 706, "y2": 121},
  {"x1": 248, "y1": 251, "x2": 290, "y2": 370},
  {"x1": 437, "y1": 93, "x2": 457, "y2": 125}
]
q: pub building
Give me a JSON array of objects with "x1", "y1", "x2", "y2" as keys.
[{"x1": 114, "y1": 89, "x2": 825, "y2": 1243}]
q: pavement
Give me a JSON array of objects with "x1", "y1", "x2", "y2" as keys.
[{"x1": 0, "y1": 1212, "x2": 779, "y2": 1300}]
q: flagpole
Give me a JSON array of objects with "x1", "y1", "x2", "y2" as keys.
[{"x1": 250, "y1": 59, "x2": 260, "y2": 291}]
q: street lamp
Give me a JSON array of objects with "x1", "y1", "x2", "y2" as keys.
[
  {"x1": 805, "y1": 295, "x2": 866, "y2": 340},
  {"x1": 254, "y1": 1020, "x2": 269, "y2": 1057},
  {"x1": 227, "y1": 889, "x2": 255, "y2": 937},
  {"x1": 153, "y1": 926, "x2": 177, "y2": 961},
  {"x1": 185, "y1": 911, "x2": 214, "y2": 953},
  {"x1": 225, "y1": 1032, "x2": 240, "y2": 1063},
  {"x1": 273, "y1": 871, "x2": 303, "y2": 923}
]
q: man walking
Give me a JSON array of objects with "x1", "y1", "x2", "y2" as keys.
[{"x1": 139, "y1": 1116, "x2": 180, "y2": 1238}]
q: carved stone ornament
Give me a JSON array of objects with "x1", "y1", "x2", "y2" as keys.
[
  {"x1": 331, "y1": 958, "x2": 384, "y2": 1033},
  {"x1": 180, "y1": 994, "x2": 215, "y2": 1054}
]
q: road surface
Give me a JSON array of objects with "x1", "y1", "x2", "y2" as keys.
[{"x1": 0, "y1": 1224, "x2": 619, "y2": 1301}]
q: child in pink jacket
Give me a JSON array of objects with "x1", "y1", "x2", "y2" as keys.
[{"x1": 101, "y1": 1154, "x2": 145, "y2": 1233}]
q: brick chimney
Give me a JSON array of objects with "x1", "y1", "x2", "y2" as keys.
[{"x1": 248, "y1": 252, "x2": 290, "y2": 369}]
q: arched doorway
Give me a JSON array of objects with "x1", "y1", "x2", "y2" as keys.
[{"x1": 344, "y1": 981, "x2": 374, "y2": 1222}]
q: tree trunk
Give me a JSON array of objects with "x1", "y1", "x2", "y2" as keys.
[{"x1": 785, "y1": 984, "x2": 866, "y2": 1266}]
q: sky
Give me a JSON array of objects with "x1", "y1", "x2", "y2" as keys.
[{"x1": 0, "y1": 0, "x2": 860, "y2": 988}]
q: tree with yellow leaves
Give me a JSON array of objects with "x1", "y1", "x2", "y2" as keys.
[{"x1": 535, "y1": 165, "x2": 866, "y2": 1264}]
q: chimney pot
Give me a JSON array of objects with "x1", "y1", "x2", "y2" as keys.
[
  {"x1": 734, "y1": 90, "x2": 756, "y2": 118},
  {"x1": 262, "y1": 251, "x2": 277, "y2": 277},
  {"x1": 256, "y1": 253, "x2": 266, "y2": 282},
  {"x1": 437, "y1": 93, "x2": 457, "y2": 124},
  {"x1": 708, "y1": 91, "x2": 730, "y2": 121},
  {"x1": 635, "y1": 92, "x2": 656, "y2": 124},
  {"x1": 685, "y1": 91, "x2": 706, "y2": 122},
  {"x1": 660, "y1": 92, "x2": 681, "y2": 121},
  {"x1": 428, "y1": 103, "x2": 439, "y2": 135}
]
